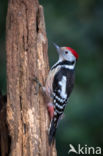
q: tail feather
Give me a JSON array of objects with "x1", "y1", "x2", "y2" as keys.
[{"x1": 48, "y1": 119, "x2": 57, "y2": 145}]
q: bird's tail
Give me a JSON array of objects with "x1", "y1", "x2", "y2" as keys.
[{"x1": 48, "y1": 115, "x2": 59, "y2": 145}]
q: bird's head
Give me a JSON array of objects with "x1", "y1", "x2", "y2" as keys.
[{"x1": 54, "y1": 43, "x2": 79, "y2": 62}]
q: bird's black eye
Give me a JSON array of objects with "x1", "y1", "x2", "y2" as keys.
[{"x1": 65, "y1": 51, "x2": 68, "y2": 54}]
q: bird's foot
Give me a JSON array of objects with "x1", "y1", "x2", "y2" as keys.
[
  {"x1": 33, "y1": 76, "x2": 42, "y2": 87},
  {"x1": 33, "y1": 76, "x2": 42, "y2": 95}
]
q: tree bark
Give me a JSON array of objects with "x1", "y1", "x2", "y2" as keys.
[{"x1": 6, "y1": 0, "x2": 57, "y2": 155}]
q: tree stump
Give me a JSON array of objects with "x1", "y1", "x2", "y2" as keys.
[{"x1": 6, "y1": 0, "x2": 57, "y2": 155}]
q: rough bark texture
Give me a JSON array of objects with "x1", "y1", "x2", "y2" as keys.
[{"x1": 6, "y1": 0, "x2": 57, "y2": 155}]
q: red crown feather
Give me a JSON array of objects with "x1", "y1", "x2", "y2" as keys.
[{"x1": 66, "y1": 47, "x2": 79, "y2": 59}]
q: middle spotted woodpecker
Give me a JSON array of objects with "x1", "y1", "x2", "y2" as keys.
[
  {"x1": 44, "y1": 43, "x2": 79, "y2": 145},
  {"x1": 34, "y1": 43, "x2": 79, "y2": 145}
]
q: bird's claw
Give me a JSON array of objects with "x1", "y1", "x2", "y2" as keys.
[
  {"x1": 33, "y1": 76, "x2": 42, "y2": 95},
  {"x1": 33, "y1": 76, "x2": 42, "y2": 87}
]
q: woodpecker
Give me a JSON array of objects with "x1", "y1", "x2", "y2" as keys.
[{"x1": 40, "y1": 44, "x2": 78, "y2": 145}]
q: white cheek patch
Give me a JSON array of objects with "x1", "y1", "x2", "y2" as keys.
[
  {"x1": 68, "y1": 51, "x2": 76, "y2": 61},
  {"x1": 59, "y1": 76, "x2": 67, "y2": 99}
]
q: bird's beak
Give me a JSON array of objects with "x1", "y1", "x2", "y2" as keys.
[{"x1": 53, "y1": 43, "x2": 60, "y2": 53}]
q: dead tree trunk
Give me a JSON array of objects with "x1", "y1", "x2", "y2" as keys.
[{"x1": 6, "y1": 0, "x2": 57, "y2": 155}]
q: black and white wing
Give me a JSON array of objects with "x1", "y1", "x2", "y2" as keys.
[{"x1": 52, "y1": 67, "x2": 75, "y2": 115}]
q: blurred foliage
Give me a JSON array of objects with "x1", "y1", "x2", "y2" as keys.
[
  {"x1": 0, "y1": 0, "x2": 103, "y2": 155},
  {"x1": 0, "y1": 0, "x2": 8, "y2": 94}
]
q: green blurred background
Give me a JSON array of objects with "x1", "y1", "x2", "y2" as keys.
[{"x1": 0, "y1": 0, "x2": 103, "y2": 155}]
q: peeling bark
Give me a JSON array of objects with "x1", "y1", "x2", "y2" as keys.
[{"x1": 6, "y1": 0, "x2": 57, "y2": 155}]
